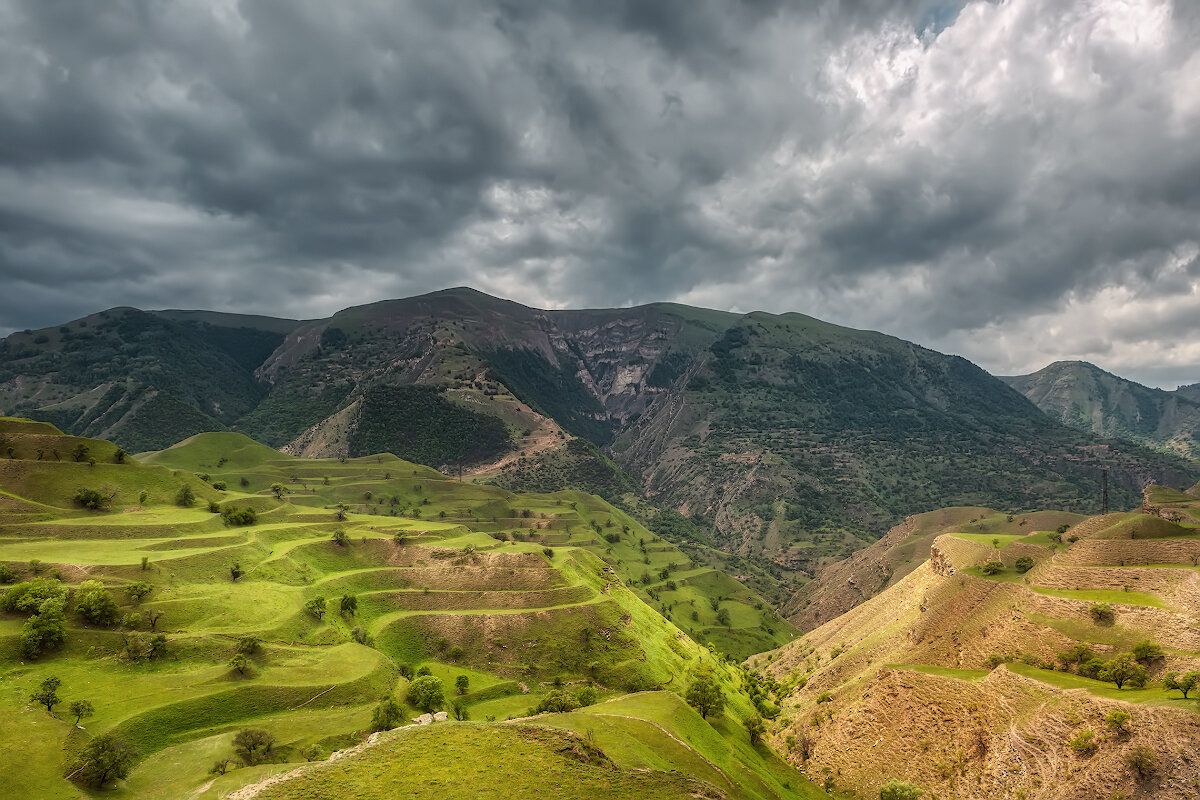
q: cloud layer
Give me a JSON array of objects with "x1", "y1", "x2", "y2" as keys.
[{"x1": 1, "y1": 0, "x2": 1198, "y2": 386}]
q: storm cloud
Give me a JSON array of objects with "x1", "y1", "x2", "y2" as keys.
[{"x1": 1, "y1": 0, "x2": 1198, "y2": 386}]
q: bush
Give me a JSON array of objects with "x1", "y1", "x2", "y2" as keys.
[
  {"x1": 533, "y1": 689, "x2": 580, "y2": 714},
  {"x1": 304, "y1": 596, "x2": 326, "y2": 618},
  {"x1": 880, "y1": 779, "x2": 924, "y2": 800},
  {"x1": 1105, "y1": 709, "x2": 1131, "y2": 735},
  {"x1": 222, "y1": 506, "x2": 257, "y2": 526},
  {"x1": 981, "y1": 560, "x2": 1004, "y2": 575},
  {"x1": 1089, "y1": 603, "x2": 1114, "y2": 624},
  {"x1": 371, "y1": 697, "x2": 404, "y2": 731},
  {"x1": 1131, "y1": 640, "x2": 1164, "y2": 664},
  {"x1": 75, "y1": 581, "x2": 119, "y2": 626},
  {"x1": 0, "y1": 564, "x2": 13, "y2": 584},
  {"x1": 1124, "y1": 745, "x2": 1157, "y2": 779},
  {"x1": 1068, "y1": 729, "x2": 1097, "y2": 756},
  {"x1": 1014, "y1": 556, "x2": 1034, "y2": 573},
  {"x1": 74, "y1": 487, "x2": 114, "y2": 510}
]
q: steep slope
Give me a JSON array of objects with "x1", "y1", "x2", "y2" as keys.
[
  {"x1": 615, "y1": 313, "x2": 1199, "y2": 573},
  {"x1": 753, "y1": 499, "x2": 1200, "y2": 799},
  {"x1": 0, "y1": 308, "x2": 301, "y2": 450},
  {"x1": 1004, "y1": 361, "x2": 1200, "y2": 458}
]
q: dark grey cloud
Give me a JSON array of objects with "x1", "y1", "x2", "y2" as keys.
[{"x1": 1, "y1": 0, "x2": 1198, "y2": 387}]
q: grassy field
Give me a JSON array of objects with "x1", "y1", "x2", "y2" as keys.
[{"x1": 0, "y1": 421, "x2": 819, "y2": 799}]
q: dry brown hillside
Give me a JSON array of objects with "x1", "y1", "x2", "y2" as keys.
[
  {"x1": 783, "y1": 507, "x2": 1086, "y2": 632},
  {"x1": 754, "y1": 493, "x2": 1200, "y2": 799}
]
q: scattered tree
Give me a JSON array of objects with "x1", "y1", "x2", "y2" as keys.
[
  {"x1": 332, "y1": 529, "x2": 349, "y2": 547},
  {"x1": 71, "y1": 733, "x2": 137, "y2": 788},
  {"x1": 1068, "y1": 729, "x2": 1097, "y2": 755},
  {"x1": 981, "y1": 561, "x2": 1004, "y2": 576},
  {"x1": 229, "y1": 562, "x2": 243, "y2": 582},
  {"x1": 69, "y1": 699, "x2": 95, "y2": 726},
  {"x1": 30, "y1": 675, "x2": 62, "y2": 712},
  {"x1": 744, "y1": 715, "x2": 765, "y2": 745},
  {"x1": 233, "y1": 728, "x2": 275, "y2": 765},
  {"x1": 1099, "y1": 653, "x2": 1147, "y2": 689},
  {"x1": 125, "y1": 582, "x2": 152, "y2": 603},
  {"x1": 209, "y1": 759, "x2": 231, "y2": 776},
  {"x1": 371, "y1": 696, "x2": 404, "y2": 731},
  {"x1": 1015, "y1": 556, "x2": 1034, "y2": 573},
  {"x1": 1163, "y1": 670, "x2": 1200, "y2": 699},
  {"x1": 73, "y1": 487, "x2": 114, "y2": 510},
  {"x1": 456, "y1": 675, "x2": 470, "y2": 695},
  {"x1": 229, "y1": 653, "x2": 249, "y2": 675},
  {"x1": 1089, "y1": 603, "x2": 1115, "y2": 624},
  {"x1": 174, "y1": 485, "x2": 195, "y2": 507},
  {"x1": 685, "y1": 668, "x2": 726, "y2": 719},
  {"x1": 270, "y1": 483, "x2": 287, "y2": 500},
  {"x1": 407, "y1": 675, "x2": 445, "y2": 712},
  {"x1": 340, "y1": 594, "x2": 357, "y2": 615},
  {"x1": 305, "y1": 596, "x2": 327, "y2": 618},
  {"x1": 75, "y1": 581, "x2": 119, "y2": 626}
]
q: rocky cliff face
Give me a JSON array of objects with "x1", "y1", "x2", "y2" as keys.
[{"x1": 1004, "y1": 360, "x2": 1200, "y2": 458}]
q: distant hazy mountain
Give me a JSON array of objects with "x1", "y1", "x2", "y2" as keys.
[
  {"x1": 1003, "y1": 360, "x2": 1200, "y2": 459},
  {"x1": 3, "y1": 289, "x2": 1196, "y2": 581}
]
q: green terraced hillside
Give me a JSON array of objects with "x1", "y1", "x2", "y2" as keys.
[{"x1": 0, "y1": 420, "x2": 813, "y2": 799}]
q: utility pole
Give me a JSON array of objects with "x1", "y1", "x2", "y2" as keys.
[{"x1": 1102, "y1": 467, "x2": 1109, "y2": 515}]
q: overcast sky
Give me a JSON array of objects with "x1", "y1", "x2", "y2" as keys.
[{"x1": 2, "y1": 0, "x2": 1198, "y2": 387}]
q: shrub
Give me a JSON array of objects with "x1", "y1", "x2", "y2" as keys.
[
  {"x1": 1089, "y1": 603, "x2": 1115, "y2": 624},
  {"x1": 125, "y1": 582, "x2": 152, "y2": 603},
  {"x1": 222, "y1": 506, "x2": 257, "y2": 526},
  {"x1": 1057, "y1": 643, "x2": 1095, "y2": 671},
  {"x1": 1078, "y1": 657, "x2": 1106, "y2": 680},
  {"x1": 542, "y1": 547, "x2": 554, "y2": 559},
  {"x1": 533, "y1": 690, "x2": 580, "y2": 714},
  {"x1": 816, "y1": 691, "x2": 832, "y2": 704},
  {"x1": 981, "y1": 560, "x2": 1004, "y2": 575},
  {"x1": 1068, "y1": 729, "x2": 1097, "y2": 756},
  {"x1": 744, "y1": 715, "x2": 766, "y2": 745},
  {"x1": 74, "y1": 487, "x2": 114, "y2": 510},
  {"x1": 575, "y1": 685, "x2": 598, "y2": 707},
  {"x1": 448, "y1": 645, "x2": 465, "y2": 661},
  {"x1": 880, "y1": 779, "x2": 924, "y2": 800},
  {"x1": 1131, "y1": 640, "x2": 1164, "y2": 664},
  {"x1": 75, "y1": 581, "x2": 119, "y2": 626},
  {"x1": 0, "y1": 564, "x2": 13, "y2": 584},
  {"x1": 1014, "y1": 556, "x2": 1034, "y2": 573},
  {"x1": 1124, "y1": 745, "x2": 1157, "y2": 779},
  {"x1": 371, "y1": 696, "x2": 404, "y2": 731},
  {"x1": 1105, "y1": 709, "x2": 1132, "y2": 735},
  {"x1": 340, "y1": 594, "x2": 358, "y2": 615},
  {"x1": 332, "y1": 529, "x2": 349, "y2": 547}
]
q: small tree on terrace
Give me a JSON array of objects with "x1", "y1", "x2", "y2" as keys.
[
  {"x1": 407, "y1": 675, "x2": 445, "y2": 712},
  {"x1": 685, "y1": 667, "x2": 726, "y2": 719},
  {"x1": 271, "y1": 483, "x2": 288, "y2": 500},
  {"x1": 340, "y1": 594, "x2": 357, "y2": 615},
  {"x1": 456, "y1": 675, "x2": 470, "y2": 695},
  {"x1": 1163, "y1": 670, "x2": 1200, "y2": 699},
  {"x1": 1098, "y1": 653, "x2": 1147, "y2": 689}
]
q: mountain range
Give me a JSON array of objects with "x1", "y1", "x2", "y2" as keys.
[{"x1": 3, "y1": 288, "x2": 1197, "y2": 598}]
